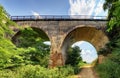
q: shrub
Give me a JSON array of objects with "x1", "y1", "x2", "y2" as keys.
[
  {"x1": 96, "y1": 46, "x2": 120, "y2": 78},
  {"x1": 0, "y1": 65, "x2": 75, "y2": 78}
]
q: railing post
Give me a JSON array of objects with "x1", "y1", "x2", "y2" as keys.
[
  {"x1": 45, "y1": 16, "x2": 47, "y2": 19},
  {"x1": 61, "y1": 16, "x2": 62, "y2": 19},
  {"x1": 17, "y1": 16, "x2": 18, "y2": 20},
  {"x1": 23, "y1": 16, "x2": 25, "y2": 20},
  {"x1": 53, "y1": 16, "x2": 54, "y2": 19},
  {"x1": 30, "y1": 16, "x2": 32, "y2": 19}
]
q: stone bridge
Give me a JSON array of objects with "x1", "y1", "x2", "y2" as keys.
[{"x1": 11, "y1": 16, "x2": 109, "y2": 68}]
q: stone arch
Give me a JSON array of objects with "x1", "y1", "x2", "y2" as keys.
[
  {"x1": 12, "y1": 26, "x2": 50, "y2": 45},
  {"x1": 61, "y1": 25, "x2": 109, "y2": 63}
]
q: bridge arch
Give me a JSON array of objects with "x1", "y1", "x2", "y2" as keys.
[
  {"x1": 61, "y1": 25, "x2": 109, "y2": 63},
  {"x1": 12, "y1": 23, "x2": 50, "y2": 39},
  {"x1": 12, "y1": 27, "x2": 50, "y2": 47}
]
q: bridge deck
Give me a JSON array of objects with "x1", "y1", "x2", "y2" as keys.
[{"x1": 10, "y1": 15, "x2": 108, "y2": 21}]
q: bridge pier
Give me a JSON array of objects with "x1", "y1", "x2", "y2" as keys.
[
  {"x1": 49, "y1": 52, "x2": 64, "y2": 68},
  {"x1": 48, "y1": 36, "x2": 65, "y2": 68},
  {"x1": 48, "y1": 46, "x2": 64, "y2": 68}
]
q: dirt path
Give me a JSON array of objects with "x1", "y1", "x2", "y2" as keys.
[{"x1": 77, "y1": 67, "x2": 99, "y2": 78}]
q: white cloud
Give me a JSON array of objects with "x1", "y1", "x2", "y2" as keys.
[
  {"x1": 31, "y1": 11, "x2": 42, "y2": 19},
  {"x1": 94, "y1": 0, "x2": 104, "y2": 16},
  {"x1": 69, "y1": 0, "x2": 107, "y2": 18},
  {"x1": 80, "y1": 49, "x2": 98, "y2": 63},
  {"x1": 69, "y1": 0, "x2": 96, "y2": 15}
]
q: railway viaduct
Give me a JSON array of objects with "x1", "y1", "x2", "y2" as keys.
[{"x1": 11, "y1": 15, "x2": 109, "y2": 68}]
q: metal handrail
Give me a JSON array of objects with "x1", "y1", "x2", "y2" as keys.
[{"x1": 11, "y1": 15, "x2": 107, "y2": 20}]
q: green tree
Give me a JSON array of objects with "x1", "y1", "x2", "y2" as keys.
[
  {"x1": 66, "y1": 46, "x2": 82, "y2": 66},
  {"x1": 96, "y1": 1, "x2": 120, "y2": 78},
  {"x1": 103, "y1": 0, "x2": 120, "y2": 32},
  {"x1": 0, "y1": 5, "x2": 18, "y2": 69}
]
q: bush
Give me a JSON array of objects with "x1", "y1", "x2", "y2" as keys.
[
  {"x1": 0, "y1": 65, "x2": 75, "y2": 78},
  {"x1": 96, "y1": 45, "x2": 120, "y2": 78},
  {"x1": 96, "y1": 59, "x2": 120, "y2": 78}
]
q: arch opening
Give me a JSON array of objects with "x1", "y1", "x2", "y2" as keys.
[
  {"x1": 72, "y1": 41, "x2": 98, "y2": 67},
  {"x1": 12, "y1": 27, "x2": 51, "y2": 67},
  {"x1": 61, "y1": 26, "x2": 109, "y2": 66}
]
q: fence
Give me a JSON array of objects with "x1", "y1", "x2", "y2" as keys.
[{"x1": 10, "y1": 15, "x2": 107, "y2": 21}]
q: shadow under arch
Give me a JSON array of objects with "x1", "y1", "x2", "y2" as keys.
[
  {"x1": 61, "y1": 25, "x2": 109, "y2": 63},
  {"x1": 12, "y1": 27, "x2": 50, "y2": 45}
]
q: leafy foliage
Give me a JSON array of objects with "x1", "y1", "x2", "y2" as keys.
[
  {"x1": 66, "y1": 46, "x2": 82, "y2": 66},
  {"x1": 0, "y1": 4, "x2": 19, "y2": 69},
  {"x1": 96, "y1": 59, "x2": 120, "y2": 78},
  {"x1": 96, "y1": 47, "x2": 120, "y2": 78},
  {"x1": 96, "y1": 1, "x2": 120, "y2": 78},
  {"x1": 103, "y1": 0, "x2": 120, "y2": 31},
  {"x1": 0, "y1": 4, "x2": 50, "y2": 69},
  {"x1": 0, "y1": 27, "x2": 50, "y2": 69},
  {"x1": 0, "y1": 5, "x2": 15, "y2": 38},
  {"x1": 0, "y1": 65, "x2": 75, "y2": 78},
  {"x1": 11, "y1": 27, "x2": 50, "y2": 67},
  {"x1": 96, "y1": 38, "x2": 120, "y2": 78}
]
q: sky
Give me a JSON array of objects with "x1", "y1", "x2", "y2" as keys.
[
  {"x1": 72, "y1": 41, "x2": 98, "y2": 63},
  {"x1": 0, "y1": 0, "x2": 107, "y2": 16},
  {"x1": 0, "y1": 0, "x2": 106, "y2": 63}
]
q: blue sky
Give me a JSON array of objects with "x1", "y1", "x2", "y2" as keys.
[
  {"x1": 72, "y1": 41, "x2": 98, "y2": 63},
  {"x1": 0, "y1": 0, "x2": 107, "y2": 16},
  {"x1": 0, "y1": 0, "x2": 69, "y2": 15}
]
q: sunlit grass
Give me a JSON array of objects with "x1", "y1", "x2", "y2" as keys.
[{"x1": 79, "y1": 58, "x2": 98, "y2": 68}]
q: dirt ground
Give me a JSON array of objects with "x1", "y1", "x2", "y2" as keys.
[{"x1": 77, "y1": 67, "x2": 99, "y2": 78}]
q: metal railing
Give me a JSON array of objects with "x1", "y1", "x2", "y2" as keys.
[{"x1": 10, "y1": 15, "x2": 107, "y2": 21}]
